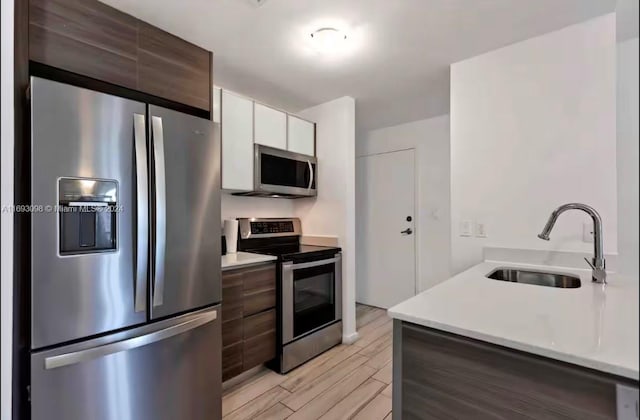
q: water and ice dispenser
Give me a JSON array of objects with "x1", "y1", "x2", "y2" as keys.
[{"x1": 58, "y1": 178, "x2": 118, "y2": 254}]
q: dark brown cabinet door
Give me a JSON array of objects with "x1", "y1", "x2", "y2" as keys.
[
  {"x1": 397, "y1": 322, "x2": 630, "y2": 420},
  {"x1": 221, "y1": 264, "x2": 277, "y2": 382},
  {"x1": 243, "y1": 264, "x2": 277, "y2": 316},
  {"x1": 137, "y1": 22, "x2": 212, "y2": 111},
  {"x1": 29, "y1": 0, "x2": 138, "y2": 89},
  {"x1": 243, "y1": 310, "x2": 276, "y2": 370},
  {"x1": 222, "y1": 342, "x2": 243, "y2": 382},
  {"x1": 29, "y1": 0, "x2": 213, "y2": 112},
  {"x1": 222, "y1": 271, "x2": 244, "y2": 321}
]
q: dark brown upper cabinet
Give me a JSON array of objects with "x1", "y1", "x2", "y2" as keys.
[
  {"x1": 29, "y1": 0, "x2": 213, "y2": 113},
  {"x1": 137, "y1": 22, "x2": 211, "y2": 111}
]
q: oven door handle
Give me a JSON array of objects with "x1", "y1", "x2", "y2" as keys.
[{"x1": 282, "y1": 256, "x2": 340, "y2": 270}]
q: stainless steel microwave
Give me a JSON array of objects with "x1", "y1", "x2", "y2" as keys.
[{"x1": 234, "y1": 144, "x2": 317, "y2": 198}]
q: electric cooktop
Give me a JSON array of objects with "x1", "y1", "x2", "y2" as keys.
[{"x1": 235, "y1": 218, "x2": 341, "y2": 262}]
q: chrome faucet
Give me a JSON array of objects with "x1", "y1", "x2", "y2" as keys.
[{"x1": 538, "y1": 203, "x2": 606, "y2": 284}]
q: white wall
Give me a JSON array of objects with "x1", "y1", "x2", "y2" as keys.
[
  {"x1": 357, "y1": 115, "x2": 451, "y2": 291},
  {"x1": 617, "y1": 37, "x2": 639, "y2": 277},
  {"x1": 1, "y1": 0, "x2": 14, "y2": 418},
  {"x1": 221, "y1": 193, "x2": 295, "y2": 221},
  {"x1": 451, "y1": 14, "x2": 617, "y2": 274},
  {"x1": 294, "y1": 97, "x2": 357, "y2": 343}
]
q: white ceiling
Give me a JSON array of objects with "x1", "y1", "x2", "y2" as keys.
[{"x1": 102, "y1": 0, "x2": 637, "y2": 131}]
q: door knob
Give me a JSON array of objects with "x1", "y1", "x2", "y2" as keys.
[{"x1": 401, "y1": 228, "x2": 413, "y2": 235}]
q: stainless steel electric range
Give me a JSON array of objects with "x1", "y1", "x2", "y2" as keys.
[{"x1": 237, "y1": 218, "x2": 342, "y2": 373}]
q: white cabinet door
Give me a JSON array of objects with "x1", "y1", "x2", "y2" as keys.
[
  {"x1": 287, "y1": 115, "x2": 315, "y2": 156},
  {"x1": 212, "y1": 87, "x2": 221, "y2": 123},
  {"x1": 221, "y1": 90, "x2": 254, "y2": 191},
  {"x1": 254, "y1": 103, "x2": 287, "y2": 149}
]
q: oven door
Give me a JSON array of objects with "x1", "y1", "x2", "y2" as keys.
[
  {"x1": 282, "y1": 254, "x2": 342, "y2": 344},
  {"x1": 255, "y1": 144, "x2": 317, "y2": 197}
]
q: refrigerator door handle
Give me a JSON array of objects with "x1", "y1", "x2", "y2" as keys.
[
  {"x1": 151, "y1": 115, "x2": 167, "y2": 307},
  {"x1": 133, "y1": 113, "x2": 149, "y2": 313},
  {"x1": 44, "y1": 310, "x2": 217, "y2": 370}
]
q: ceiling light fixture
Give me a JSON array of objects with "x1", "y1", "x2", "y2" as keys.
[{"x1": 310, "y1": 27, "x2": 347, "y2": 53}]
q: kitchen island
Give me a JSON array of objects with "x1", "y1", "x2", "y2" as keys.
[{"x1": 388, "y1": 255, "x2": 639, "y2": 419}]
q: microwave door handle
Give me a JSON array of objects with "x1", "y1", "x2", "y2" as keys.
[
  {"x1": 307, "y1": 160, "x2": 313, "y2": 190},
  {"x1": 133, "y1": 113, "x2": 148, "y2": 313},
  {"x1": 151, "y1": 115, "x2": 166, "y2": 307}
]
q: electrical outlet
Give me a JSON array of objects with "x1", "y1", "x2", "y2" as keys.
[
  {"x1": 460, "y1": 220, "x2": 473, "y2": 237},
  {"x1": 583, "y1": 222, "x2": 594, "y2": 243},
  {"x1": 475, "y1": 222, "x2": 488, "y2": 238}
]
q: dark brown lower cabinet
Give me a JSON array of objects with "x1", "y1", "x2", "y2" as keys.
[
  {"x1": 222, "y1": 263, "x2": 277, "y2": 381},
  {"x1": 243, "y1": 310, "x2": 277, "y2": 370},
  {"x1": 222, "y1": 342, "x2": 244, "y2": 381},
  {"x1": 393, "y1": 320, "x2": 639, "y2": 420}
]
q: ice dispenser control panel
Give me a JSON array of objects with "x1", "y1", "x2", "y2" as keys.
[{"x1": 58, "y1": 178, "x2": 118, "y2": 255}]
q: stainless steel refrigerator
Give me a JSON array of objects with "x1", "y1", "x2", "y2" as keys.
[{"x1": 29, "y1": 77, "x2": 222, "y2": 420}]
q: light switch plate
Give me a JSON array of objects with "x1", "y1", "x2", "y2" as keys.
[
  {"x1": 475, "y1": 222, "x2": 488, "y2": 238},
  {"x1": 460, "y1": 220, "x2": 473, "y2": 237},
  {"x1": 616, "y1": 384, "x2": 639, "y2": 420}
]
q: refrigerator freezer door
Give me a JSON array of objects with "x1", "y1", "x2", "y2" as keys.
[
  {"x1": 149, "y1": 105, "x2": 221, "y2": 319},
  {"x1": 31, "y1": 306, "x2": 222, "y2": 420},
  {"x1": 31, "y1": 77, "x2": 147, "y2": 349}
]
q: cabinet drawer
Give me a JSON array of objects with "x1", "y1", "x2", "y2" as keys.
[
  {"x1": 222, "y1": 342, "x2": 243, "y2": 382},
  {"x1": 222, "y1": 318, "x2": 243, "y2": 348},
  {"x1": 243, "y1": 331, "x2": 276, "y2": 370},
  {"x1": 243, "y1": 309, "x2": 276, "y2": 340},
  {"x1": 222, "y1": 271, "x2": 244, "y2": 321},
  {"x1": 243, "y1": 290, "x2": 276, "y2": 317},
  {"x1": 243, "y1": 265, "x2": 276, "y2": 293},
  {"x1": 243, "y1": 265, "x2": 276, "y2": 316}
]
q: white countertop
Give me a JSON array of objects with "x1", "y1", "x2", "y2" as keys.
[
  {"x1": 388, "y1": 260, "x2": 639, "y2": 380},
  {"x1": 221, "y1": 252, "x2": 277, "y2": 271}
]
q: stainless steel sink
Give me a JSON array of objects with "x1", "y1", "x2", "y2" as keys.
[{"x1": 486, "y1": 268, "x2": 581, "y2": 288}]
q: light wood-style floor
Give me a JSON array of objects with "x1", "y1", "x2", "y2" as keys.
[{"x1": 222, "y1": 304, "x2": 392, "y2": 420}]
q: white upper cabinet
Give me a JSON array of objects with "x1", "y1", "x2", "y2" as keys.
[
  {"x1": 254, "y1": 103, "x2": 287, "y2": 149},
  {"x1": 287, "y1": 115, "x2": 315, "y2": 156},
  {"x1": 212, "y1": 87, "x2": 221, "y2": 123},
  {"x1": 221, "y1": 90, "x2": 254, "y2": 191}
]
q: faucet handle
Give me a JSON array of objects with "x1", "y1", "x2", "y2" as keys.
[
  {"x1": 584, "y1": 257, "x2": 595, "y2": 270},
  {"x1": 585, "y1": 257, "x2": 607, "y2": 284}
]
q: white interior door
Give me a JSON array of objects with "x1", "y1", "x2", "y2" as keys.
[{"x1": 356, "y1": 149, "x2": 416, "y2": 309}]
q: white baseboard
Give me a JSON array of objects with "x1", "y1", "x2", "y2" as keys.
[{"x1": 342, "y1": 332, "x2": 360, "y2": 345}]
